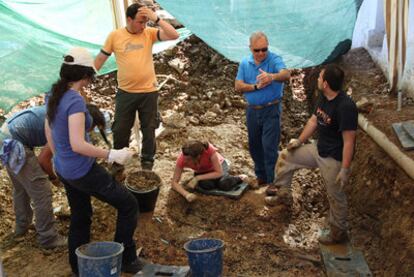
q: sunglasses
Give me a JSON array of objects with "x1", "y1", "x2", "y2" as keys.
[{"x1": 253, "y1": 47, "x2": 268, "y2": 53}]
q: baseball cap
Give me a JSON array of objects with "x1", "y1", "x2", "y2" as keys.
[{"x1": 63, "y1": 47, "x2": 97, "y2": 73}]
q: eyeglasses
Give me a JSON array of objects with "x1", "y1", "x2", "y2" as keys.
[{"x1": 253, "y1": 47, "x2": 268, "y2": 53}]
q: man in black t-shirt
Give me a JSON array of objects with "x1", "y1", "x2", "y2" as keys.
[{"x1": 265, "y1": 64, "x2": 358, "y2": 244}]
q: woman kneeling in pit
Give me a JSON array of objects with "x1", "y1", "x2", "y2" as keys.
[{"x1": 171, "y1": 140, "x2": 243, "y2": 202}]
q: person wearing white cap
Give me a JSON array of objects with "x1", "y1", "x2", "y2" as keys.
[
  {"x1": 45, "y1": 47, "x2": 143, "y2": 275},
  {"x1": 94, "y1": 3, "x2": 179, "y2": 175}
]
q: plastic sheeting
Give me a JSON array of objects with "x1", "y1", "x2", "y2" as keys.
[
  {"x1": 157, "y1": 0, "x2": 362, "y2": 67},
  {"x1": 0, "y1": 1, "x2": 190, "y2": 112}
]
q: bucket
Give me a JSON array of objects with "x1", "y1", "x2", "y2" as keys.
[
  {"x1": 125, "y1": 170, "x2": 162, "y2": 213},
  {"x1": 184, "y1": 238, "x2": 224, "y2": 277},
  {"x1": 76, "y1": 241, "x2": 124, "y2": 277}
]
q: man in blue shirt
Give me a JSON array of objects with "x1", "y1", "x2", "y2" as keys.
[{"x1": 235, "y1": 31, "x2": 290, "y2": 185}]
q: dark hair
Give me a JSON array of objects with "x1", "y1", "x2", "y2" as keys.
[
  {"x1": 86, "y1": 104, "x2": 110, "y2": 145},
  {"x1": 182, "y1": 140, "x2": 209, "y2": 159},
  {"x1": 86, "y1": 104, "x2": 105, "y2": 130},
  {"x1": 321, "y1": 64, "x2": 344, "y2": 91},
  {"x1": 47, "y1": 56, "x2": 95, "y2": 124},
  {"x1": 126, "y1": 3, "x2": 143, "y2": 19}
]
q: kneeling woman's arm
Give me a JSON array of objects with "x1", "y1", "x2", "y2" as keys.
[{"x1": 171, "y1": 165, "x2": 189, "y2": 197}]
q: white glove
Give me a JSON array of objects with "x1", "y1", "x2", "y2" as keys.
[
  {"x1": 185, "y1": 193, "x2": 198, "y2": 203},
  {"x1": 108, "y1": 148, "x2": 133, "y2": 165},
  {"x1": 286, "y1": 138, "x2": 302, "y2": 151},
  {"x1": 336, "y1": 168, "x2": 350, "y2": 190}
]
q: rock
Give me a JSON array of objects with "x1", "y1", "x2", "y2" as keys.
[
  {"x1": 188, "y1": 116, "x2": 200, "y2": 125},
  {"x1": 211, "y1": 103, "x2": 221, "y2": 114},
  {"x1": 163, "y1": 113, "x2": 187, "y2": 128},
  {"x1": 168, "y1": 58, "x2": 186, "y2": 74}
]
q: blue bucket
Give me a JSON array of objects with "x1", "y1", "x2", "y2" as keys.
[
  {"x1": 76, "y1": 241, "x2": 124, "y2": 277},
  {"x1": 184, "y1": 238, "x2": 224, "y2": 277}
]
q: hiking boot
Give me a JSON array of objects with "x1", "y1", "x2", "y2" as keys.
[
  {"x1": 256, "y1": 178, "x2": 266, "y2": 186},
  {"x1": 265, "y1": 184, "x2": 280, "y2": 196},
  {"x1": 13, "y1": 227, "x2": 28, "y2": 238},
  {"x1": 141, "y1": 160, "x2": 154, "y2": 171},
  {"x1": 318, "y1": 225, "x2": 349, "y2": 245},
  {"x1": 41, "y1": 235, "x2": 67, "y2": 249},
  {"x1": 121, "y1": 258, "x2": 145, "y2": 274},
  {"x1": 265, "y1": 186, "x2": 292, "y2": 207}
]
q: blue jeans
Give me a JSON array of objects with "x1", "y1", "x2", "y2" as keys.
[
  {"x1": 58, "y1": 163, "x2": 139, "y2": 274},
  {"x1": 246, "y1": 104, "x2": 281, "y2": 183}
]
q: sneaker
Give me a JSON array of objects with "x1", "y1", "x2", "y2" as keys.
[
  {"x1": 264, "y1": 187, "x2": 292, "y2": 207},
  {"x1": 41, "y1": 235, "x2": 67, "y2": 249},
  {"x1": 121, "y1": 258, "x2": 145, "y2": 274},
  {"x1": 141, "y1": 161, "x2": 154, "y2": 171}
]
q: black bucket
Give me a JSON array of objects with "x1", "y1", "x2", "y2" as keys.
[{"x1": 125, "y1": 170, "x2": 162, "y2": 213}]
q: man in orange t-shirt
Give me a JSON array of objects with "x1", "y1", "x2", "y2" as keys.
[{"x1": 95, "y1": 3, "x2": 178, "y2": 171}]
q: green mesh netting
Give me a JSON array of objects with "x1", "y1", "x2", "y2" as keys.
[
  {"x1": 1, "y1": 0, "x2": 361, "y2": 112},
  {"x1": 0, "y1": 0, "x2": 190, "y2": 112},
  {"x1": 157, "y1": 0, "x2": 362, "y2": 66}
]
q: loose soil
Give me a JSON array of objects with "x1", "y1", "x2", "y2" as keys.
[
  {"x1": 0, "y1": 36, "x2": 413, "y2": 277},
  {"x1": 126, "y1": 172, "x2": 160, "y2": 191}
]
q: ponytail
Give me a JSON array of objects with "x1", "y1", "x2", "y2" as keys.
[
  {"x1": 46, "y1": 57, "x2": 95, "y2": 124},
  {"x1": 47, "y1": 77, "x2": 70, "y2": 124}
]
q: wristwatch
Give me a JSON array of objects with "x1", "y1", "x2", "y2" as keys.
[{"x1": 253, "y1": 84, "x2": 258, "y2": 90}]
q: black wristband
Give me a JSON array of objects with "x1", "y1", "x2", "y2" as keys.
[
  {"x1": 155, "y1": 16, "x2": 160, "y2": 24},
  {"x1": 254, "y1": 84, "x2": 258, "y2": 90}
]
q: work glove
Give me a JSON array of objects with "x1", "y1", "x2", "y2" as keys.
[
  {"x1": 185, "y1": 193, "x2": 198, "y2": 203},
  {"x1": 108, "y1": 148, "x2": 133, "y2": 165},
  {"x1": 335, "y1": 168, "x2": 350, "y2": 190},
  {"x1": 286, "y1": 138, "x2": 302, "y2": 151},
  {"x1": 187, "y1": 177, "x2": 199, "y2": 189}
]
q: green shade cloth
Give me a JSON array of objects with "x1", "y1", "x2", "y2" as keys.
[
  {"x1": 157, "y1": 0, "x2": 362, "y2": 66},
  {"x1": 0, "y1": 0, "x2": 190, "y2": 112}
]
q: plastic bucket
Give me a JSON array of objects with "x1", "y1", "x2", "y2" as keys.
[
  {"x1": 184, "y1": 238, "x2": 224, "y2": 277},
  {"x1": 125, "y1": 170, "x2": 162, "y2": 213},
  {"x1": 76, "y1": 241, "x2": 124, "y2": 277}
]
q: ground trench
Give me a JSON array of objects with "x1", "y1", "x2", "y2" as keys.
[{"x1": 0, "y1": 36, "x2": 413, "y2": 276}]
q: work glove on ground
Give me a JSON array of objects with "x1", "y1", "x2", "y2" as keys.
[
  {"x1": 185, "y1": 193, "x2": 197, "y2": 203},
  {"x1": 286, "y1": 138, "x2": 302, "y2": 151},
  {"x1": 187, "y1": 177, "x2": 199, "y2": 189},
  {"x1": 335, "y1": 168, "x2": 350, "y2": 190},
  {"x1": 108, "y1": 148, "x2": 133, "y2": 165}
]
